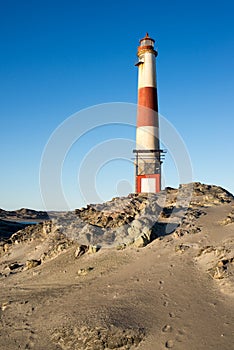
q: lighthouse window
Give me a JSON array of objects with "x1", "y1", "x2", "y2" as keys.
[{"x1": 139, "y1": 56, "x2": 144, "y2": 63}]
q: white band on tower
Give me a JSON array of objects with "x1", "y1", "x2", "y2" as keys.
[{"x1": 138, "y1": 52, "x2": 156, "y2": 89}]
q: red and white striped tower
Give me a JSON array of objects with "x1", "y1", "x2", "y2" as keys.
[{"x1": 134, "y1": 33, "x2": 165, "y2": 193}]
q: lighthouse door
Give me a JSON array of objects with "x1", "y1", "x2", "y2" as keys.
[{"x1": 141, "y1": 178, "x2": 156, "y2": 193}]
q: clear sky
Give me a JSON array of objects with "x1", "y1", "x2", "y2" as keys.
[{"x1": 1, "y1": 0, "x2": 234, "y2": 210}]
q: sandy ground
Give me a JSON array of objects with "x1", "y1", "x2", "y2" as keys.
[{"x1": 0, "y1": 201, "x2": 234, "y2": 349}]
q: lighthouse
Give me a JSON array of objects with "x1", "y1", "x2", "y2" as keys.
[{"x1": 134, "y1": 33, "x2": 165, "y2": 193}]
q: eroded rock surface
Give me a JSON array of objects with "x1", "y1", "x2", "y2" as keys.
[
  {"x1": 0, "y1": 183, "x2": 233, "y2": 276},
  {"x1": 195, "y1": 239, "x2": 234, "y2": 296}
]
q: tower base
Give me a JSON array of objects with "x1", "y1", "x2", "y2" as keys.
[{"x1": 133, "y1": 149, "x2": 165, "y2": 194}]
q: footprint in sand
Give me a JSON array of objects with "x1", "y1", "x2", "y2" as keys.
[
  {"x1": 177, "y1": 328, "x2": 186, "y2": 335},
  {"x1": 26, "y1": 305, "x2": 36, "y2": 317},
  {"x1": 165, "y1": 339, "x2": 174, "y2": 348},
  {"x1": 162, "y1": 324, "x2": 172, "y2": 333},
  {"x1": 158, "y1": 280, "x2": 164, "y2": 290},
  {"x1": 161, "y1": 292, "x2": 170, "y2": 307},
  {"x1": 24, "y1": 329, "x2": 37, "y2": 349}
]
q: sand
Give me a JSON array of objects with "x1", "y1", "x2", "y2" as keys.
[{"x1": 0, "y1": 185, "x2": 233, "y2": 349}]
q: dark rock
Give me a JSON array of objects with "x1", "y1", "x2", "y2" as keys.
[
  {"x1": 75, "y1": 245, "x2": 89, "y2": 258},
  {"x1": 8, "y1": 262, "x2": 23, "y2": 270},
  {"x1": 25, "y1": 259, "x2": 41, "y2": 270}
]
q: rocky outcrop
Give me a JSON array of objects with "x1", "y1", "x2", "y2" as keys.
[
  {"x1": 172, "y1": 208, "x2": 206, "y2": 238},
  {"x1": 0, "y1": 220, "x2": 72, "y2": 275},
  {"x1": 8, "y1": 221, "x2": 52, "y2": 244},
  {"x1": 220, "y1": 209, "x2": 234, "y2": 225},
  {"x1": 0, "y1": 183, "x2": 233, "y2": 270},
  {"x1": 195, "y1": 239, "x2": 234, "y2": 296},
  {"x1": 74, "y1": 244, "x2": 100, "y2": 258},
  {"x1": 74, "y1": 194, "x2": 149, "y2": 229},
  {"x1": 185, "y1": 182, "x2": 233, "y2": 207},
  {"x1": 25, "y1": 259, "x2": 41, "y2": 270}
]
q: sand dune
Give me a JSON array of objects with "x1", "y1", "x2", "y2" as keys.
[{"x1": 0, "y1": 183, "x2": 233, "y2": 349}]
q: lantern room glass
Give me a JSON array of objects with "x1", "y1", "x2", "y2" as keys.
[{"x1": 140, "y1": 39, "x2": 154, "y2": 47}]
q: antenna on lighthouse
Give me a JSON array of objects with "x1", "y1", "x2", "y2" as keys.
[{"x1": 133, "y1": 33, "x2": 166, "y2": 193}]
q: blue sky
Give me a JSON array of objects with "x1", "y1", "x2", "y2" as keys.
[{"x1": 1, "y1": 0, "x2": 234, "y2": 210}]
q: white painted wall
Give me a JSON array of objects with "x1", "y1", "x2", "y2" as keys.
[
  {"x1": 138, "y1": 52, "x2": 156, "y2": 89},
  {"x1": 136, "y1": 126, "x2": 159, "y2": 150}
]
